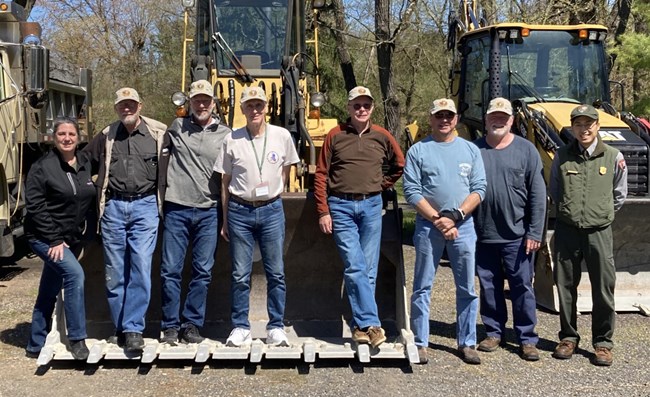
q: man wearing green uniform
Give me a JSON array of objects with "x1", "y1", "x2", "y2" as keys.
[{"x1": 549, "y1": 104, "x2": 627, "y2": 366}]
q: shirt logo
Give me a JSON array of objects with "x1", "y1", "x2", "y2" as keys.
[
  {"x1": 459, "y1": 163, "x2": 472, "y2": 177},
  {"x1": 267, "y1": 151, "x2": 280, "y2": 164}
]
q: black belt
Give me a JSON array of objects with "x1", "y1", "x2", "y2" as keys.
[
  {"x1": 108, "y1": 190, "x2": 156, "y2": 201},
  {"x1": 329, "y1": 191, "x2": 381, "y2": 201},
  {"x1": 230, "y1": 195, "x2": 280, "y2": 208}
]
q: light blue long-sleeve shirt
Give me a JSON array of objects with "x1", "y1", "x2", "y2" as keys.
[{"x1": 403, "y1": 136, "x2": 486, "y2": 211}]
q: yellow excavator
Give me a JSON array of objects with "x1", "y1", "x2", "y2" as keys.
[
  {"x1": 447, "y1": 1, "x2": 650, "y2": 315},
  {"x1": 38, "y1": 0, "x2": 416, "y2": 364}
]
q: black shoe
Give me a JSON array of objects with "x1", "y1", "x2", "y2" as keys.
[
  {"x1": 160, "y1": 328, "x2": 179, "y2": 344},
  {"x1": 180, "y1": 324, "x2": 205, "y2": 344},
  {"x1": 69, "y1": 339, "x2": 89, "y2": 360},
  {"x1": 25, "y1": 349, "x2": 40, "y2": 359},
  {"x1": 124, "y1": 332, "x2": 145, "y2": 352},
  {"x1": 107, "y1": 331, "x2": 125, "y2": 346}
]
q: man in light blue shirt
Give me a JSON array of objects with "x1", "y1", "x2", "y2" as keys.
[{"x1": 403, "y1": 98, "x2": 486, "y2": 365}]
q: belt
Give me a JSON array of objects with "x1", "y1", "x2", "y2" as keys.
[
  {"x1": 329, "y1": 191, "x2": 381, "y2": 201},
  {"x1": 107, "y1": 190, "x2": 156, "y2": 201},
  {"x1": 230, "y1": 195, "x2": 280, "y2": 208}
]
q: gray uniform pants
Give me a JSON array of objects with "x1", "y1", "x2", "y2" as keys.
[{"x1": 553, "y1": 221, "x2": 616, "y2": 349}]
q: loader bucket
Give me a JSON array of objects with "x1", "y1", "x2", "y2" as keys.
[
  {"x1": 534, "y1": 197, "x2": 650, "y2": 315},
  {"x1": 37, "y1": 192, "x2": 418, "y2": 364}
]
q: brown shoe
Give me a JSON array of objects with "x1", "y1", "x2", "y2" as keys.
[
  {"x1": 478, "y1": 336, "x2": 501, "y2": 352},
  {"x1": 417, "y1": 346, "x2": 429, "y2": 364},
  {"x1": 352, "y1": 327, "x2": 370, "y2": 344},
  {"x1": 459, "y1": 346, "x2": 481, "y2": 365},
  {"x1": 592, "y1": 346, "x2": 613, "y2": 366},
  {"x1": 367, "y1": 326, "x2": 386, "y2": 348},
  {"x1": 552, "y1": 340, "x2": 576, "y2": 359},
  {"x1": 521, "y1": 344, "x2": 540, "y2": 361}
]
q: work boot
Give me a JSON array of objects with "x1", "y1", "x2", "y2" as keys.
[
  {"x1": 69, "y1": 339, "x2": 89, "y2": 360},
  {"x1": 180, "y1": 324, "x2": 205, "y2": 344},
  {"x1": 266, "y1": 328, "x2": 290, "y2": 346},
  {"x1": 552, "y1": 340, "x2": 576, "y2": 360},
  {"x1": 226, "y1": 327, "x2": 252, "y2": 347},
  {"x1": 477, "y1": 336, "x2": 502, "y2": 352},
  {"x1": 124, "y1": 332, "x2": 145, "y2": 352},
  {"x1": 521, "y1": 344, "x2": 540, "y2": 361},
  {"x1": 160, "y1": 328, "x2": 179, "y2": 344},
  {"x1": 367, "y1": 326, "x2": 386, "y2": 348},
  {"x1": 592, "y1": 346, "x2": 613, "y2": 366},
  {"x1": 351, "y1": 327, "x2": 370, "y2": 344},
  {"x1": 417, "y1": 346, "x2": 429, "y2": 364},
  {"x1": 459, "y1": 346, "x2": 481, "y2": 365}
]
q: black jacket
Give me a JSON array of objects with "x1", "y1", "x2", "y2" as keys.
[{"x1": 24, "y1": 149, "x2": 96, "y2": 246}]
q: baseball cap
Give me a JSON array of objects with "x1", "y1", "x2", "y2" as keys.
[
  {"x1": 189, "y1": 80, "x2": 214, "y2": 98},
  {"x1": 348, "y1": 86, "x2": 374, "y2": 101},
  {"x1": 114, "y1": 87, "x2": 140, "y2": 105},
  {"x1": 486, "y1": 97, "x2": 513, "y2": 116},
  {"x1": 570, "y1": 104, "x2": 599, "y2": 121},
  {"x1": 240, "y1": 86, "x2": 268, "y2": 104},
  {"x1": 429, "y1": 98, "x2": 457, "y2": 115}
]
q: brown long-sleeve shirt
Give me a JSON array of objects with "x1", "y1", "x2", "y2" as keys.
[{"x1": 314, "y1": 120, "x2": 405, "y2": 216}]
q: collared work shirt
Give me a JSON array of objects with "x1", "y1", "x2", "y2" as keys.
[{"x1": 108, "y1": 122, "x2": 158, "y2": 195}]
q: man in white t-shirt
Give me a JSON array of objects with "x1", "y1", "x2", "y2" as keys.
[{"x1": 213, "y1": 86, "x2": 300, "y2": 347}]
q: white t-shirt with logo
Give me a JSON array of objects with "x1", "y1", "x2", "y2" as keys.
[{"x1": 214, "y1": 123, "x2": 300, "y2": 201}]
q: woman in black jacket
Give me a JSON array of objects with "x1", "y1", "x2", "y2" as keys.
[{"x1": 24, "y1": 117, "x2": 96, "y2": 360}]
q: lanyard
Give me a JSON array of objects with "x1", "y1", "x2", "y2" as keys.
[{"x1": 247, "y1": 125, "x2": 268, "y2": 180}]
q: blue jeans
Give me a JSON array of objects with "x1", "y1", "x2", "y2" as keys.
[
  {"x1": 476, "y1": 239, "x2": 538, "y2": 345},
  {"x1": 160, "y1": 202, "x2": 218, "y2": 330},
  {"x1": 411, "y1": 215, "x2": 478, "y2": 348},
  {"x1": 100, "y1": 194, "x2": 159, "y2": 334},
  {"x1": 328, "y1": 194, "x2": 382, "y2": 329},
  {"x1": 227, "y1": 198, "x2": 286, "y2": 330},
  {"x1": 27, "y1": 239, "x2": 86, "y2": 353}
]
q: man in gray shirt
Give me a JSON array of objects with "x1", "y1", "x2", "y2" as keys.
[
  {"x1": 473, "y1": 98, "x2": 546, "y2": 361},
  {"x1": 159, "y1": 80, "x2": 231, "y2": 344}
]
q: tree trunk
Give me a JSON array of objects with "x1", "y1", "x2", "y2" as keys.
[
  {"x1": 375, "y1": 0, "x2": 401, "y2": 139},
  {"x1": 331, "y1": 0, "x2": 356, "y2": 91}
]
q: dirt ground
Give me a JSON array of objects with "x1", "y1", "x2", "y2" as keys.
[{"x1": 0, "y1": 244, "x2": 649, "y2": 397}]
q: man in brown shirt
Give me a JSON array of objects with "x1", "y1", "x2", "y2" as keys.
[{"x1": 314, "y1": 86, "x2": 405, "y2": 348}]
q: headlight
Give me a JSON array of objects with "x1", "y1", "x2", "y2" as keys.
[
  {"x1": 171, "y1": 91, "x2": 187, "y2": 106},
  {"x1": 182, "y1": 0, "x2": 195, "y2": 9},
  {"x1": 310, "y1": 92, "x2": 326, "y2": 108}
]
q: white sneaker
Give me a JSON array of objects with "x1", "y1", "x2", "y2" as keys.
[
  {"x1": 226, "y1": 327, "x2": 252, "y2": 347},
  {"x1": 266, "y1": 328, "x2": 289, "y2": 346}
]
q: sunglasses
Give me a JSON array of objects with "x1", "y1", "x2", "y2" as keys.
[
  {"x1": 434, "y1": 111, "x2": 455, "y2": 119},
  {"x1": 352, "y1": 103, "x2": 373, "y2": 111}
]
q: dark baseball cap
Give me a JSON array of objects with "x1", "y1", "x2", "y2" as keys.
[{"x1": 570, "y1": 104, "x2": 599, "y2": 121}]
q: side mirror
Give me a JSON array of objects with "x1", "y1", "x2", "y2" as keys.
[{"x1": 26, "y1": 45, "x2": 48, "y2": 92}]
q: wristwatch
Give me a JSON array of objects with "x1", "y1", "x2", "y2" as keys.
[{"x1": 439, "y1": 208, "x2": 465, "y2": 222}]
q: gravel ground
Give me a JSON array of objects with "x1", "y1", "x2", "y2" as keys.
[{"x1": 0, "y1": 243, "x2": 648, "y2": 397}]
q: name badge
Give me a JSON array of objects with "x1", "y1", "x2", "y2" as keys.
[
  {"x1": 566, "y1": 170, "x2": 578, "y2": 175},
  {"x1": 254, "y1": 182, "x2": 270, "y2": 200},
  {"x1": 599, "y1": 167, "x2": 607, "y2": 175}
]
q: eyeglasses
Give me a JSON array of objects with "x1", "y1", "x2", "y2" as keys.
[
  {"x1": 352, "y1": 103, "x2": 373, "y2": 111},
  {"x1": 572, "y1": 121, "x2": 597, "y2": 129},
  {"x1": 434, "y1": 111, "x2": 455, "y2": 119}
]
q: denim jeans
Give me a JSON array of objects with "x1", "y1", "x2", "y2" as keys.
[
  {"x1": 411, "y1": 215, "x2": 478, "y2": 348},
  {"x1": 100, "y1": 194, "x2": 159, "y2": 334},
  {"x1": 160, "y1": 202, "x2": 218, "y2": 330},
  {"x1": 476, "y1": 239, "x2": 539, "y2": 345},
  {"x1": 328, "y1": 194, "x2": 383, "y2": 329},
  {"x1": 227, "y1": 198, "x2": 285, "y2": 330},
  {"x1": 27, "y1": 239, "x2": 86, "y2": 353}
]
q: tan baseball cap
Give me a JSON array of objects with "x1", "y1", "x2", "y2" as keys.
[
  {"x1": 240, "y1": 86, "x2": 268, "y2": 104},
  {"x1": 348, "y1": 86, "x2": 374, "y2": 101},
  {"x1": 429, "y1": 98, "x2": 457, "y2": 115},
  {"x1": 114, "y1": 87, "x2": 141, "y2": 105},
  {"x1": 189, "y1": 80, "x2": 214, "y2": 98},
  {"x1": 486, "y1": 97, "x2": 513, "y2": 116}
]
